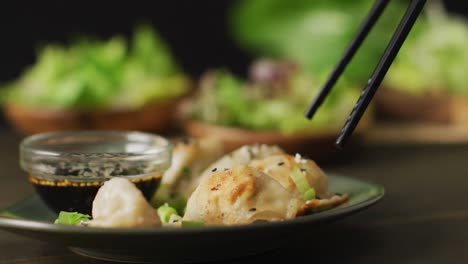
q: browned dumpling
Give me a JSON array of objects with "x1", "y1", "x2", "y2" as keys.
[
  {"x1": 159, "y1": 138, "x2": 223, "y2": 199},
  {"x1": 183, "y1": 165, "x2": 302, "y2": 226},
  {"x1": 196, "y1": 144, "x2": 285, "y2": 184},
  {"x1": 183, "y1": 149, "x2": 349, "y2": 226},
  {"x1": 249, "y1": 153, "x2": 329, "y2": 198}
]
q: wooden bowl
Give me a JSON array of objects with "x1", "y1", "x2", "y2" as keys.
[
  {"x1": 183, "y1": 114, "x2": 372, "y2": 162},
  {"x1": 4, "y1": 98, "x2": 182, "y2": 135},
  {"x1": 375, "y1": 88, "x2": 468, "y2": 124}
]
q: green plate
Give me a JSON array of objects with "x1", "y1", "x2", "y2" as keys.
[{"x1": 0, "y1": 174, "x2": 384, "y2": 263}]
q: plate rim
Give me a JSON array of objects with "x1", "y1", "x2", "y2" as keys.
[{"x1": 0, "y1": 174, "x2": 385, "y2": 235}]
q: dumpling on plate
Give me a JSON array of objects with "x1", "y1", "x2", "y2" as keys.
[
  {"x1": 183, "y1": 150, "x2": 349, "y2": 226},
  {"x1": 250, "y1": 153, "x2": 348, "y2": 214},
  {"x1": 166, "y1": 137, "x2": 223, "y2": 198},
  {"x1": 152, "y1": 137, "x2": 223, "y2": 209},
  {"x1": 154, "y1": 142, "x2": 283, "y2": 209},
  {"x1": 89, "y1": 177, "x2": 161, "y2": 228},
  {"x1": 183, "y1": 165, "x2": 302, "y2": 226},
  {"x1": 196, "y1": 144, "x2": 285, "y2": 184},
  {"x1": 249, "y1": 153, "x2": 329, "y2": 198}
]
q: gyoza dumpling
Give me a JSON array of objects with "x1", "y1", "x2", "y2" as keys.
[
  {"x1": 89, "y1": 178, "x2": 161, "y2": 228},
  {"x1": 161, "y1": 138, "x2": 223, "y2": 188},
  {"x1": 167, "y1": 138, "x2": 223, "y2": 198},
  {"x1": 184, "y1": 152, "x2": 348, "y2": 226},
  {"x1": 153, "y1": 138, "x2": 223, "y2": 208},
  {"x1": 249, "y1": 153, "x2": 329, "y2": 198},
  {"x1": 183, "y1": 165, "x2": 302, "y2": 226},
  {"x1": 250, "y1": 153, "x2": 348, "y2": 213},
  {"x1": 153, "y1": 143, "x2": 283, "y2": 217},
  {"x1": 197, "y1": 144, "x2": 285, "y2": 184}
]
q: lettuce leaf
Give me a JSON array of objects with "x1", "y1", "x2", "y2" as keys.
[
  {"x1": 1, "y1": 24, "x2": 188, "y2": 110},
  {"x1": 385, "y1": 4, "x2": 468, "y2": 95},
  {"x1": 229, "y1": 0, "x2": 415, "y2": 83},
  {"x1": 189, "y1": 65, "x2": 360, "y2": 133},
  {"x1": 54, "y1": 211, "x2": 91, "y2": 225}
]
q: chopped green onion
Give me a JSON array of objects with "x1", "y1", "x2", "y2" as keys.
[
  {"x1": 157, "y1": 204, "x2": 179, "y2": 223},
  {"x1": 303, "y1": 188, "x2": 316, "y2": 201},
  {"x1": 181, "y1": 220, "x2": 205, "y2": 227},
  {"x1": 290, "y1": 167, "x2": 316, "y2": 201},
  {"x1": 290, "y1": 166, "x2": 311, "y2": 194},
  {"x1": 54, "y1": 211, "x2": 91, "y2": 225},
  {"x1": 152, "y1": 184, "x2": 187, "y2": 216}
]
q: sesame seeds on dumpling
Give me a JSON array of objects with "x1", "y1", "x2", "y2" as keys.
[{"x1": 183, "y1": 165, "x2": 302, "y2": 226}]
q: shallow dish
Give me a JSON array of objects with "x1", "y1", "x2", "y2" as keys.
[
  {"x1": 375, "y1": 87, "x2": 468, "y2": 124},
  {"x1": 0, "y1": 174, "x2": 383, "y2": 263},
  {"x1": 4, "y1": 98, "x2": 182, "y2": 135},
  {"x1": 184, "y1": 118, "x2": 372, "y2": 161},
  {"x1": 19, "y1": 130, "x2": 172, "y2": 215}
]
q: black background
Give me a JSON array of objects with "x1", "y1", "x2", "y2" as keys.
[
  {"x1": 0, "y1": 0, "x2": 466, "y2": 127},
  {"x1": 0, "y1": 1, "x2": 252, "y2": 82}
]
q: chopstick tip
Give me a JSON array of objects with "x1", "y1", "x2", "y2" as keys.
[
  {"x1": 334, "y1": 140, "x2": 345, "y2": 150},
  {"x1": 304, "y1": 104, "x2": 319, "y2": 119},
  {"x1": 334, "y1": 130, "x2": 349, "y2": 150}
]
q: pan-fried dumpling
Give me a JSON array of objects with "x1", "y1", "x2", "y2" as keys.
[
  {"x1": 183, "y1": 165, "x2": 302, "y2": 226},
  {"x1": 153, "y1": 138, "x2": 223, "y2": 207},
  {"x1": 184, "y1": 151, "x2": 348, "y2": 226},
  {"x1": 161, "y1": 138, "x2": 223, "y2": 189},
  {"x1": 170, "y1": 138, "x2": 223, "y2": 198},
  {"x1": 249, "y1": 153, "x2": 329, "y2": 198},
  {"x1": 250, "y1": 153, "x2": 348, "y2": 214},
  {"x1": 197, "y1": 144, "x2": 285, "y2": 184},
  {"x1": 89, "y1": 178, "x2": 161, "y2": 228}
]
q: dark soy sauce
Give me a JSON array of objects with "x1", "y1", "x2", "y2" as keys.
[{"x1": 30, "y1": 175, "x2": 162, "y2": 215}]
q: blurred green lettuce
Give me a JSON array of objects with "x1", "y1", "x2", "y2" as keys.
[
  {"x1": 188, "y1": 60, "x2": 361, "y2": 134},
  {"x1": 2, "y1": 24, "x2": 189, "y2": 110},
  {"x1": 229, "y1": 0, "x2": 416, "y2": 83},
  {"x1": 385, "y1": 4, "x2": 468, "y2": 95}
]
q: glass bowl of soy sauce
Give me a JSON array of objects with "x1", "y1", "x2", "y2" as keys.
[{"x1": 19, "y1": 130, "x2": 172, "y2": 215}]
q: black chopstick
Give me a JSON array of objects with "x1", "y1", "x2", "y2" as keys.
[
  {"x1": 335, "y1": 0, "x2": 426, "y2": 149},
  {"x1": 304, "y1": 0, "x2": 390, "y2": 119},
  {"x1": 304, "y1": 0, "x2": 426, "y2": 149}
]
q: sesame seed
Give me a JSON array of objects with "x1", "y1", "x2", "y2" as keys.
[
  {"x1": 211, "y1": 168, "x2": 217, "y2": 172},
  {"x1": 247, "y1": 148, "x2": 254, "y2": 159},
  {"x1": 249, "y1": 208, "x2": 257, "y2": 212},
  {"x1": 277, "y1": 162, "x2": 285, "y2": 166},
  {"x1": 294, "y1": 153, "x2": 302, "y2": 163}
]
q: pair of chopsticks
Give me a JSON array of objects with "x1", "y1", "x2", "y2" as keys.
[{"x1": 305, "y1": 0, "x2": 427, "y2": 149}]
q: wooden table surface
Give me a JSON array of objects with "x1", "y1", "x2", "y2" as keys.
[{"x1": 0, "y1": 130, "x2": 467, "y2": 264}]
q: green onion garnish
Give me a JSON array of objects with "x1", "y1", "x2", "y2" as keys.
[
  {"x1": 181, "y1": 220, "x2": 205, "y2": 227},
  {"x1": 157, "y1": 203, "x2": 179, "y2": 223},
  {"x1": 303, "y1": 188, "x2": 316, "y2": 201},
  {"x1": 290, "y1": 166, "x2": 311, "y2": 193},
  {"x1": 290, "y1": 166, "x2": 316, "y2": 201}
]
